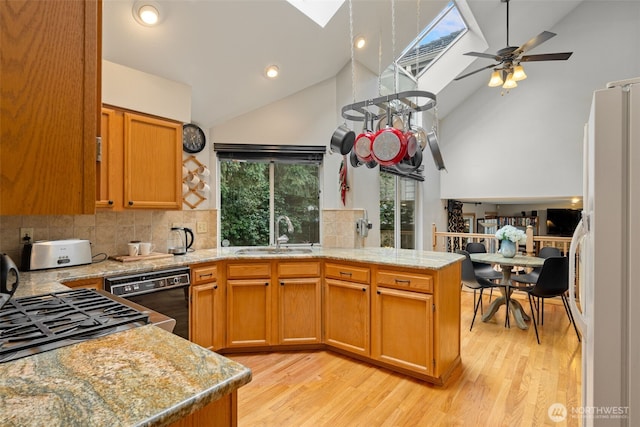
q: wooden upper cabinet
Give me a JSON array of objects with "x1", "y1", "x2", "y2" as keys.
[
  {"x1": 0, "y1": 0, "x2": 99, "y2": 215},
  {"x1": 97, "y1": 108, "x2": 182, "y2": 211},
  {"x1": 123, "y1": 112, "x2": 182, "y2": 210},
  {"x1": 96, "y1": 108, "x2": 119, "y2": 208}
]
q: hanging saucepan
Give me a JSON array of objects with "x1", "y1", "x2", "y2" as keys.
[
  {"x1": 375, "y1": 113, "x2": 404, "y2": 132},
  {"x1": 353, "y1": 113, "x2": 375, "y2": 163},
  {"x1": 330, "y1": 124, "x2": 355, "y2": 155},
  {"x1": 350, "y1": 150, "x2": 364, "y2": 168},
  {"x1": 394, "y1": 145, "x2": 423, "y2": 175},
  {"x1": 371, "y1": 108, "x2": 408, "y2": 166},
  {"x1": 407, "y1": 112, "x2": 427, "y2": 153},
  {"x1": 426, "y1": 130, "x2": 446, "y2": 171}
]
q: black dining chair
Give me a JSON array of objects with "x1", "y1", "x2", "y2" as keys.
[
  {"x1": 465, "y1": 242, "x2": 503, "y2": 282},
  {"x1": 456, "y1": 250, "x2": 505, "y2": 331},
  {"x1": 522, "y1": 256, "x2": 581, "y2": 344},
  {"x1": 512, "y1": 246, "x2": 561, "y2": 324}
]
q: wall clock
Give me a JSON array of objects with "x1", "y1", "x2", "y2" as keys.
[{"x1": 182, "y1": 123, "x2": 206, "y2": 153}]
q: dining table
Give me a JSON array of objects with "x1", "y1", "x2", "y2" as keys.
[{"x1": 469, "y1": 252, "x2": 545, "y2": 330}]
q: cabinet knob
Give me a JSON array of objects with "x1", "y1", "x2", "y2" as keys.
[
  {"x1": 213, "y1": 285, "x2": 218, "y2": 290},
  {"x1": 128, "y1": 201, "x2": 134, "y2": 206},
  {"x1": 377, "y1": 290, "x2": 381, "y2": 294},
  {"x1": 265, "y1": 282, "x2": 269, "y2": 286},
  {"x1": 362, "y1": 288, "x2": 366, "y2": 292},
  {"x1": 108, "y1": 200, "x2": 114, "y2": 205},
  {"x1": 280, "y1": 282, "x2": 284, "y2": 286}
]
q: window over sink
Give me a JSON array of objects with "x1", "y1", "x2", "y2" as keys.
[{"x1": 217, "y1": 144, "x2": 323, "y2": 247}]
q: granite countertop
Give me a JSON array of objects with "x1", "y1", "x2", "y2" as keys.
[
  {"x1": 4, "y1": 246, "x2": 460, "y2": 426},
  {"x1": 16, "y1": 247, "x2": 464, "y2": 298},
  {"x1": 0, "y1": 325, "x2": 251, "y2": 427}
]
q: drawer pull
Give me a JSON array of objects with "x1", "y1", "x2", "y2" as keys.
[
  {"x1": 340, "y1": 271, "x2": 353, "y2": 277},
  {"x1": 199, "y1": 273, "x2": 213, "y2": 279},
  {"x1": 395, "y1": 279, "x2": 411, "y2": 284}
]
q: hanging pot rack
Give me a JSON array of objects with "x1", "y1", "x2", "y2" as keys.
[{"x1": 340, "y1": 90, "x2": 437, "y2": 122}]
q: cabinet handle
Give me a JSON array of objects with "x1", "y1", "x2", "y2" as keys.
[
  {"x1": 280, "y1": 282, "x2": 285, "y2": 286},
  {"x1": 340, "y1": 271, "x2": 352, "y2": 277},
  {"x1": 199, "y1": 273, "x2": 213, "y2": 279},
  {"x1": 265, "y1": 282, "x2": 269, "y2": 286},
  {"x1": 377, "y1": 290, "x2": 381, "y2": 294},
  {"x1": 128, "y1": 201, "x2": 134, "y2": 206},
  {"x1": 395, "y1": 279, "x2": 410, "y2": 284},
  {"x1": 362, "y1": 288, "x2": 366, "y2": 292},
  {"x1": 108, "y1": 200, "x2": 114, "y2": 205},
  {"x1": 213, "y1": 285, "x2": 218, "y2": 290}
]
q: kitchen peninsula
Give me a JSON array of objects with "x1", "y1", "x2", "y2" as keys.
[{"x1": 3, "y1": 248, "x2": 462, "y2": 426}]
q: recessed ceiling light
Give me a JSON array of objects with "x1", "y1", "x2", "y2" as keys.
[
  {"x1": 133, "y1": 2, "x2": 161, "y2": 26},
  {"x1": 354, "y1": 36, "x2": 366, "y2": 49},
  {"x1": 265, "y1": 65, "x2": 279, "y2": 79}
]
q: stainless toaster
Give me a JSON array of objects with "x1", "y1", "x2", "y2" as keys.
[{"x1": 21, "y1": 239, "x2": 92, "y2": 271}]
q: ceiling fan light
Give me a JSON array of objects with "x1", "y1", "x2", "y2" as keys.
[
  {"x1": 512, "y1": 65, "x2": 527, "y2": 81},
  {"x1": 488, "y1": 70, "x2": 504, "y2": 87},
  {"x1": 502, "y1": 73, "x2": 518, "y2": 89}
]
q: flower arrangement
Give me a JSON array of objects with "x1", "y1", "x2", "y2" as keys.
[{"x1": 495, "y1": 225, "x2": 527, "y2": 244}]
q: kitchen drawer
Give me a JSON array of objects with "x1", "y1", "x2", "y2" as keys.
[
  {"x1": 227, "y1": 262, "x2": 271, "y2": 279},
  {"x1": 324, "y1": 263, "x2": 370, "y2": 284},
  {"x1": 62, "y1": 277, "x2": 103, "y2": 290},
  {"x1": 377, "y1": 270, "x2": 433, "y2": 293},
  {"x1": 191, "y1": 264, "x2": 217, "y2": 285},
  {"x1": 278, "y1": 261, "x2": 321, "y2": 278}
]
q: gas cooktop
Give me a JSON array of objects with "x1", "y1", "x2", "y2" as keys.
[{"x1": 0, "y1": 288, "x2": 149, "y2": 363}]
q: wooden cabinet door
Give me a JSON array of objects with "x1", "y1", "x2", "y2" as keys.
[
  {"x1": 227, "y1": 279, "x2": 272, "y2": 347},
  {"x1": 324, "y1": 278, "x2": 370, "y2": 356},
  {"x1": 372, "y1": 287, "x2": 433, "y2": 375},
  {"x1": 190, "y1": 283, "x2": 216, "y2": 350},
  {"x1": 123, "y1": 112, "x2": 182, "y2": 209},
  {"x1": 96, "y1": 108, "x2": 121, "y2": 208},
  {"x1": 278, "y1": 277, "x2": 321, "y2": 344},
  {"x1": 0, "y1": 0, "x2": 98, "y2": 215}
]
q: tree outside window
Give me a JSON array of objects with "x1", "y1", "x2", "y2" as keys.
[{"x1": 220, "y1": 161, "x2": 320, "y2": 247}]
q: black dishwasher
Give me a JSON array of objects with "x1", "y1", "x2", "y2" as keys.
[{"x1": 104, "y1": 267, "x2": 190, "y2": 339}]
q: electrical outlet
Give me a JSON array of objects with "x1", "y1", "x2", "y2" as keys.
[
  {"x1": 196, "y1": 222, "x2": 208, "y2": 233},
  {"x1": 20, "y1": 228, "x2": 34, "y2": 243}
]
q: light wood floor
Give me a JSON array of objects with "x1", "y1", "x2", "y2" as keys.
[{"x1": 228, "y1": 291, "x2": 582, "y2": 427}]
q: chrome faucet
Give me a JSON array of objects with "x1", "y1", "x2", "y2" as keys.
[{"x1": 275, "y1": 215, "x2": 293, "y2": 249}]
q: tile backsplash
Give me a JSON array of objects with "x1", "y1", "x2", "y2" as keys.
[
  {"x1": 0, "y1": 210, "x2": 218, "y2": 263},
  {"x1": 0, "y1": 208, "x2": 367, "y2": 263}
]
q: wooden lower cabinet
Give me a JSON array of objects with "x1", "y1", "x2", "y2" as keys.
[
  {"x1": 167, "y1": 391, "x2": 237, "y2": 427},
  {"x1": 278, "y1": 277, "x2": 321, "y2": 344},
  {"x1": 189, "y1": 258, "x2": 461, "y2": 384},
  {"x1": 372, "y1": 286, "x2": 433, "y2": 375},
  {"x1": 190, "y1": 263, "x2": 225, "y2": 350},
  {"x1": 227, "y1": 279, "x2": 272, "y2": 347},
  {"x1": 324, "y1": 278, "x2": 370, "y2": 356}
]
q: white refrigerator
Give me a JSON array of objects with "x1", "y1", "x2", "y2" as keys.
[{"x1": 569, "y1": 77, "x2": 640, "y2": 426}]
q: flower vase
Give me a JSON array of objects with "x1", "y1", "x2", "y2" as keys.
[{"x1": 500, "y1": 240, "x2": 516, "y2": 258}]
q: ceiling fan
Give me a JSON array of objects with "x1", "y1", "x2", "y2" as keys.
[{"x1": 454, "y1": 0, "x2": 573, "y2": 89}]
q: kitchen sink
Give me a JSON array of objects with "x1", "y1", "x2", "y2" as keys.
[{"x1": 234, "y1": 247, "x2": 313, "y2": 255}]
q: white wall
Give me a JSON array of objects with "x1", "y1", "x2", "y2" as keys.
[
  {"x1": 102, "y1": 60, "x2": 191, "y2": 123},
  {"x1": 439, "y1": 1, "x2": 640, "y2": 201}
]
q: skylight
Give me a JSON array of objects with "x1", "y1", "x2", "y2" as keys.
[
  {"x1": 396, "y1": 1, "x2": 468, "y2": 80},
  {"x1": 286, "y1": 0, "x2": 345, "y2": 28}
]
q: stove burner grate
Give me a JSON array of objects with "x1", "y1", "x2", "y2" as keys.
[{"x1": 0, "y1": 289, "x2": 149, "y2": 362}]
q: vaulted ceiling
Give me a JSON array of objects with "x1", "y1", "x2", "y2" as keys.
[{"x1": 102, "y1": 0, "x2": 583, "y2": 128}]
